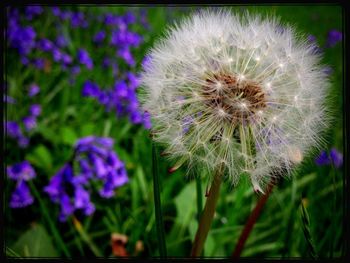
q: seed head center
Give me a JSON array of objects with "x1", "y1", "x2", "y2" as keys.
[{"x1": 203, "y1": 73, "x2": 266, "y2": 123}]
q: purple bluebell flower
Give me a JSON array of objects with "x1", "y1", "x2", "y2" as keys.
[
  {"x1": 77, "y1": 49, "x2": 93, "y2": 69},
  {"x1": 7, "y1": 161, "x2": 36, "y2": 181},
  {"x1": 44, "y1": 137, "x2": 128, "y2": 221},
  {"x1": 25, "y1": 5, "x2": 43, "y2": 20},
  {"x1": 52, "y1": 48, "x2": 62, "y2": 62},
  {"x1": 61, "y1": 53, "x2": 72, "y2": 65},
  {"x1": 315, "y1": 148, "x2": 343, "y2": 168},
  {"x1": 4, "y1": 95, "x2": 16, "y2": 104},
  {"x1": 29, "y1": 104, "x2": 42, "y2": 117},
  {"x1": 28, "y1": 84, "x2": 40, "y2": 97},
  {"x1": 329, "y1": 148, "x2": 343, "y2": 168},
  {"x1": 130, "y1": 110, "x2": 142, "y2": 124},
  {"x1": 60, "y1": 10, "x2": 72, "y2": 21},
  {"x1": 33, "y1": 58, "x2": 45, "y2": 69},
  {"x1": 142, "y1": 111, "x2": 152, "y2": 129},
  {"x1": 21, "y1": 56, "x2": 30, "y2": 66},
  {"x1": 127, "y1": 72, "x2": 140, "y2": 90},
  {"x1": 55, "y1": 34, "x2": 68, "y2": 48},
  {"x1": 123, "y1": 11, "x2": 136, "y2": 24},
  {"x1": 22, "y1": 116, "x2": 37, "y2": 131},
  {"x1": 6, "y1": 121, "x2": 22, "y2": 138},
  {"x1": 59, "y1": 194, "x2": 75, "y2": 222},
  {"x1": 10, "y1": 181, "x2": 34, "y2": 208},
  {"x1": 71, "y1": 12, "x2": 88, "y2": 28},
  {"x1": 104, "y1": 13, "x2": 118, "y2": 26},
  {"x1": 102, "y1": 57, "x2": 111, "y2": 68},
  {"x1": 93, "y1": 31, "x2": 106, "y2": 44},
  {"x1": 18, "y1": 136, "x2": 29, "y2": 148},
  {"x1": 51, "y1": 6, "x2": 61, "y2": 17},
  {"x1": 117, "y1": 47, "x2": 135, "y2": 66},
  {"x1": 82, "y1": 81, "x2": 100, "y2": 97},
  {"x1": 142, "y1": 55, "x2": 151, "y2": 69},
  {"x1": 37, "y1": 38, "x2": 53, "y2": 52},
  {"x1": 8, "y1": 24, "x2": 36, "y2": 55},
  {"x1": 326, "y1": 29, "x2": 342, "y2": 47}
]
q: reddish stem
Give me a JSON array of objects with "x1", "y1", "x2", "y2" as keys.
[{"x1": 232, "y1": 180, "x2": 276, "y2": 258}]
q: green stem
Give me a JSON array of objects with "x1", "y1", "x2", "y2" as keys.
[
  {"x1": 190, "y1": 168, "x2": 223, "y2": 257},
  {"x1": 152, "y1": 143, "x2": 167, "y2": 257},
  {"x1": 28, "y1": 181, "x2": 71, "y2": 257}
]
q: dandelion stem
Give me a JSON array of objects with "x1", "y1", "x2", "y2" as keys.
[
  {"x1": 190, "y1": 168, "x2": 223, "y2": 257},
  {"x1": 152, "y1": 143, "x2": 167, "y2": 257},
  {"x1": 232, "y1": 179, "x2": 276, "y2": 258}
]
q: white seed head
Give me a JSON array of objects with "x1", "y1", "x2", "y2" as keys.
[{"x1": 140, "y1": 10, "x2": 331, "y2": 191}]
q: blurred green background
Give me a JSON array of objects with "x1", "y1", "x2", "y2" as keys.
[{"x1": 4, "y1": 5, "x2": 343, "y2": 258}]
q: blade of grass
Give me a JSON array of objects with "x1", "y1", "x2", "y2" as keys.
[
  {"x1": 28, "y1": 181, "x2": 71, "y2": 257},
  {"x1": 300, "y1": 199, "x2": 318, "y2": 259},
  {"x1": 152, "y1": 143, "x2": 167, "y2": 257},
  {"x1": 72, "y1": 216, "x2": 103, "y2": 257}
]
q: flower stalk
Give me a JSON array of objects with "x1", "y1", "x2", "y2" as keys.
[
  {"x1": 232, "y1": 179, "x2": 276, "y2": 258},
  {"x1": 191, "y1": 167, "x2": 223, "y2": 257}
]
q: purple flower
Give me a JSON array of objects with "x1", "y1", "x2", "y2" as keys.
[
  {"x1": 6, "y1": 121, "x2": 22, "y2": 138},
  {"x1": 330, "y1": 148, "x2": 343, "y2": 168},
  {"x1": 37, "y1": 38, "x2": 53, "y2": 52},
  {"x1": 44, "y1": 137, "x2": 128, "y2": 221},
  {"x1": 77, "y1": 49, "x2": 93, "y2": 69},
  {"x1": 93, "y1": 31, "x2": 106, "y2": 44},
  {"x1": 7, "y1": 161, "x2": 36, "y2": 181},
  {"x1": 4, "y1": 95, "x2": 16, "y2": 104},
  {"x1": 71, "y1": 12, "x2": 88, "y2": 28},
  {"x1": 18, "y1": 136, "x2": 29, "y2": 148},
  {"x1": 33, "y1": 58, "x2": 45, "y2": 69},
  {"x1": 51, "y1": 7, "x2": 61, "y2": 17},
  {"x1": 127, "y1": 72, "x2": 140, "y2": 90},
  {"x1": 22, "y1": 116, "x2": 37, "y2": 131},
  {"x1": 29, "y1": 104, "x2": 42, "y2": 117},
  {"x1": 82, "y1": 81, "x2": 100, "y2": 97},
  {"x1": 326, "y1": 29, "x2": 342, "y2": 47},
  {"x1": 142, "y1": 111, "x2": 152, "y2": 129},
  {"x1": 141, "y1": 55, "x2": 151, "y2": 69},
  {"x1": 28, "y1": 84, "x2": 40, "y2": 97},
  {"x1": 59, "y1": 194, "x2": 75, "y2": 222},
  {"x1": 52, "y1": 48, "x2": 62, "y2": 62},
  {"x1": 315, "y1": 148, "x2": 343, "y2": 168},
  {"x1": 25, "y1": 5, "x2": 43, "y2": 20},
  {"x1": 61, "y1": 53, "x2": 72, "y2": 65},
  {"x1": 123, "y1": 11, "x2": 136, "y2": 24},
  {"x1": 55, "y1": 34, "x2": 68, "y2": 48},
  {"x1": 117, "y1": 47, "x2": 135, "y2": 66},
  {"x1": 10, "y1": 181, "x2": 34, "y2": 208}
]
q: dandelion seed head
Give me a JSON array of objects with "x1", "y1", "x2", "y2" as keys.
[{"x1": 140, "y1": 10, "x2": 331, "y2": 191}]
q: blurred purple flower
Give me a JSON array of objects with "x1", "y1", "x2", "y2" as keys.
[
  {"x1": 51, "y1": 6, "x2": 61, "y2": 17},
  {"x1": 7, "y1": 161, "x2": 36, "y2": 181},
  {"x1": 33, "y1": 58, "x2": 45, "y2": 69},
  {"x1": 44, "y1": 137, "x2": 128, "y2": 221},
  {"x1": 4, "y1": 95, "x2": 16, "y2": 104},
  {"x1": 82, "y1": 81, "x2": 100, "y2": 97},
  {"x1": 55, "y1": 34, "x2": 68, "y2": 48},
  {"x1": 61, "y1": 53, "x2": 72, "y2": 65},
  {"x1": 18, "y1": 136, "x2": 29, "y2": 148},
  {"x1": 37, "y1": 38, "x2": 53, "y2": 52},
  {"x1": 77, "y1": 49, "x2": 93, "y2": 69},
  {"x1": 52, "y1": 48, "x2": 63, "y2": 62},
  {"x1": 9, "y1": 181, "x2": 34, "y2": 208},
  {"x1": 25, "y1": 5, "x2": 43, "y2": 20},
  {"x1": 117, "y1": 47, "x2": 135, "y2": 66},
  {"x1": 6, "y1": 121, "x2": 22, "y2": 138},
  {"x1": 142, "y1": 111, "x2": 152, "y2": 129},
  {"x1": 93, "y1": 31, "x2": 106, "y2": 44},
  {"x1": 29, "y1": 84, "x2": 40, "y2": 97},
  {"x1": 29, "y1": 104, "x2": 42, "y2": 117},
  {"x1": 71, "y1": 12, "x2": 88, "y2": 28},
  {"x1": 22, "y1": 116, "x2": 37, "y2": 131},
  {"x1": 326, "y1": 29, "x2": 342, "y2": 47},
  {"x1": 315, "y1": 148, "x2": 343, "y2": 168},
  {"x1": 330, "y1": 148, "x2": 343, "y2": 168}
]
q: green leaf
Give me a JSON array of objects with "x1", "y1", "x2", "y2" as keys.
[
  {"x1": 25, "y1": 144, "x2": 53, "y2": 171},
  {"x1": 11, "y1": 224, "x2": 59, "y2": 257},
  {"x1": 61, "y1": 126, "x2": 78, "y2": 146},
  {"x1": 173, "y1": 180, "x2": 196, "y2": 238},
  {"x1": 80, "y1": 123, "x2": 95, "y2": 137}
]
